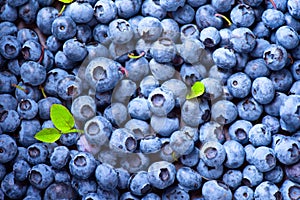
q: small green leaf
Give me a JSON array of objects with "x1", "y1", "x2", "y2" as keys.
[
  {"x1": 58, "y1": 0, "x2": 74, "y2": 4},
  {"x1": 34, "y1": 128, "x2": 61, "y2": 143},
  {"x1": 50, "y1": 104, "x2": 75, "y2": 132},
  {"x1": 186, "y1": 81, "x2": 205, "y2": 99}
]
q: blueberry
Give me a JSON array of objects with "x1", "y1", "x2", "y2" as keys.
[
  {"x1": 172, "y1": 4, "x2": 195, "y2": 25},
  {"x1": 254, "y1": 181, "x2": 282, "y2": 200},
  {"x1": 262, "y1": 9, "x2": 285, "y2": 29},
  {"x1": 18, "y1": 0, "x2": 39, "y2": 24},
  {"x1": 140, "y1": 136, "x2": 162, "y2": 154},
  {"x1": 150, "y1": 38, "x2": 176, "y2": 64},
  {"x1": 251, "y1": 38, "x2": 271, "y2": 58},
  {"x1": 226, "y1": 72, "x2": 250, "y2": 99},
  {"x1": 242, "y1": 165, "x2": 264, "y2": 187},
  {"x1": 112, "y1": 79, "x2": 137, "y2": 104},
  {"x1": 54, "y1": 170, "x2": 71, "y2": 183},
  {"x1": 109, "y1": 128, "x2": 137, "y2": 153},
  {"x1": 18, "y1": 119, "x2": 41, "y2": 147},
  {"x1": 69, "y1": 151, "x2": 97, "y2": 179},
  {"x1": 290, "y1": 80, "x2": 300, "y2": 95},
  {"x1": 108, "y1": 18, "x2": 133, "y2": 45},
  {"x1": 115, "y1": 0, "x2": 141, "y2": 19},
  {"x1": 62, "y1": 38, "x2": 87, "y2": 62},
  {"x1": 212, "y1": 0, "x2": 234, "y2": 12},
  {"x1": 223, "y1": 140, "x2": 245, "y2": 168},
  {"x1": 45, "y1": 35, "x2": 62, "y2": 53},
  {"x1": 179, "y1": 147, "x2": 200, "y2": 167},
  {"x1": 251, "y1": 77, "x2": 275, "y2": 104},
  {"x1": 202, "y1": 180, "x2": 232, "y2": 200},
  {"x1": 230, "y1": 4, "x2": 255, "y2": 27},
  {"x1": 270, "y1": 68, "x2": 293, "y2": 93},
  {"x1": 263, "y1": 44, "x2": 288, "y2": 71},
  {"x1": 228, "y1": 120, "x2": 252, "y2": 144},
  {"x1": 237, "y1": 97, "x2": 263, "y2": 121},
  {"x1": 68, "y1": 1, "x2": 94, "y2": 23},
  {"x1": 20, "y1": 61, "x2": 46, "y2": 86},
  {"x1": 128, "y1": 97, "x2": 152, "y2": 121},
  {"x1": 71, "y1": 95, "x2": 96, "y2": 123},
  {"x1": 44, "y1": 183, "x2": 78, "y2": 200},
  {"x1": 199, "y1": 121, "x2": 225, "y2": 144},
  {"x1": 179, "y1": 38, "x2": 205, "y2": 65},
  {"x1": 25, "y1": 143, "x2": 48, "y2": 165},
  {"x1": 211, "y1": 100, "x2": 238, "y2": 125},
  {"x1": 17, "y1": 28, "x2": 39, "y2": 45},
  {"x1": 25, "y1": 185, "x2": 42, "y2": 200},
  {"x1": 262, "y1": 115, "x2": 280, "y2": 134},
  {"x1": 180, "y1": 24, "x2": 200, "y2": 42},
  {"x1": 222, "y1": 170, "x2": 242, "y2": 190},
  {"x1": 0, "y1": 35, "x2": 21, "y2": 59},
  {"x1": 196, "y1": 158, "x2": 224, "y2": 180},
  {"x1": 17, "y1": 99, "x2": 38, "y2": 120},
  {"x1": 288, "y1": 0, "x2": 300, "y2": 19},
  {"x1": 29, "y1": 164, "x2": 54, "y2": 189},
  {"x1": 1, "y1": 172, "x2": 27, "y2": 199},
  {"x1": 291, "y1": 60, "x2": 300, "y2": 80},
  {"x1": 93, "y1": 24, "x2": 111, "y2": 45},
  {"x1": 273, "y1": 136, "x2": 300, "y2": 165},
  {"x1": 13, "y1": 159, "x2": 31, "y2": 181},
  {"x1": 71, "y1": 177, "x2": 97, "y2": 197},
  {"x1": 0, "y1": 3, "x2": 18, "y2": 22},
  {"x1": 85, "y1": 57, "x2": 121, "y2": 93},
  {"x1": 115, "y1": 167, "x2": 130, "y2": 190},
  {"x1": 38, "y1": 97, "x2": 61, "y2": 120},
  {"x1": 249, "y1": 123, "x2": 272, "y2": 147},
  {"x1": 161, "y1": 79, "x2": 188, "y2": 107},
  {"x1": 180, "y1": 63, "x2": 203, "y2": 86},
  {"x1": 170, "y1": 129, "x2": 195, "y2": 156},
  {"x1": 21, "y1": 39, "x2": 42, "y2": 62},
  {"x1": 230, "y1": 27, "x2": 256, "y2": 53},
  {"x1": 212, "y1": 47, "x2": 236, "y2": 69},
  {"x1": 200, "y1": 141, "x2": 226, "y2": 167},
  {"x1": 276, "y1": 25, "x2": 299, "y2": 50},
  {"x1": 94, "y1": 0, "x2": 117, "y2": 24},
  {"x1": 141, "y1": 0, "x2": 166, "y2": 20},
  {"x1": 0, "y1": 109, "x2": 20, "y2": 133},
  {"x1": 195, "y1": 5, "x2": 223, "y2": 30},
  {"x1": 280, "y1": 180, "x2": 300, "y2": 200},
  {"x1": 125, "y1": 119, "x2": 151, "y2": 139},
  {"x1": 264, "y1": 166, "x2": 284, "y2": 183},
  {"x1": 160, "y1": 18, "x2": 179, "y2": 42},
  {"x1": 50, "y1": 146, "x2": 70, "y2": 169},
  {"x1": 279, "y1": 95, "x2": 300, "y2": 132},
  {"x1": 201, "y1": 77, "x2": 223, "y2": 100},
  {"x1": 138, "y1": 16, "x2": 163, "y2": 42},
  {"x1": 285, "y1": 160, "x2": 300, "y2": 184},
  {"x1": 0, "y1": 134, "x2": 17, "y2": 163},
  {"x1": 147, "y1": 161, "x2": 176, "y2": 189},
  {"x1": 95, "y1": 163, "x2": 118, "y2": 191},
  {"x1": 244, "y1": 58, "x2": 270, "y2": 79},
  {"x1": 104, "y1": 102, "x2": 128, "y2": 127},
  {"x1": 51, "y1": 16, "x2": 77, "y2": 41},
  {"x1": 36, "y1": 7, "x2": 58, "y2": 35},
  {"x1": 128, "y1": 171, "x2": 151, "y2": 196},
  {"x1": 57, "y1": 75, "x2": 82, "y2": 100},
  {"x1": 234, "y1": 186, "x2": 254, "y2": 200}
]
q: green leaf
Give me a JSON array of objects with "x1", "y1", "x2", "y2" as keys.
[
  {"x1": 50, "y1": 104, "x2": 75, "y2": 132},
  {"x1": 186, "y1": 81, "x2": 205, "y2": 99},
  {"x1": 34, "y1": 128, "x2": 61, "y2": 143},
  {"x1": 58, "y1": 0, "x2": 74, "y2": 4}
]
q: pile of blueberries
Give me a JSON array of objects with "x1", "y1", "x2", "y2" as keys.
[{"x1": 1, "y1": 0, "x2": 300, "y2": 199}]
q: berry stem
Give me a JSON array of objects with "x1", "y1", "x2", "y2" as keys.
[
  {"x1": 128, "y1": 51, "x2": 145, "y2": 59},
  {"x1": 266, "y1": 0, "x2": 277, "y2": 9},
  {"x1": 11, "y1": 84, "x2": 29, "y2": 94},
  {"x1": 58, "y1": 5, "x2": 66, "y2": 16},
  {"x1": 39, "y1": 85, "x2": 47, "y2": 98},
  {"x1": 119, "y1": 66, "x2": 129, "y2": 77},
  {"x1": 215, "y1": 13, "x2": 232, "y2": 26}
]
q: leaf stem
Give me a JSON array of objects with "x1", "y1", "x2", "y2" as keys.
[{"x1": 215, "y1": 13, "x2": 232, "y2": 26}]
